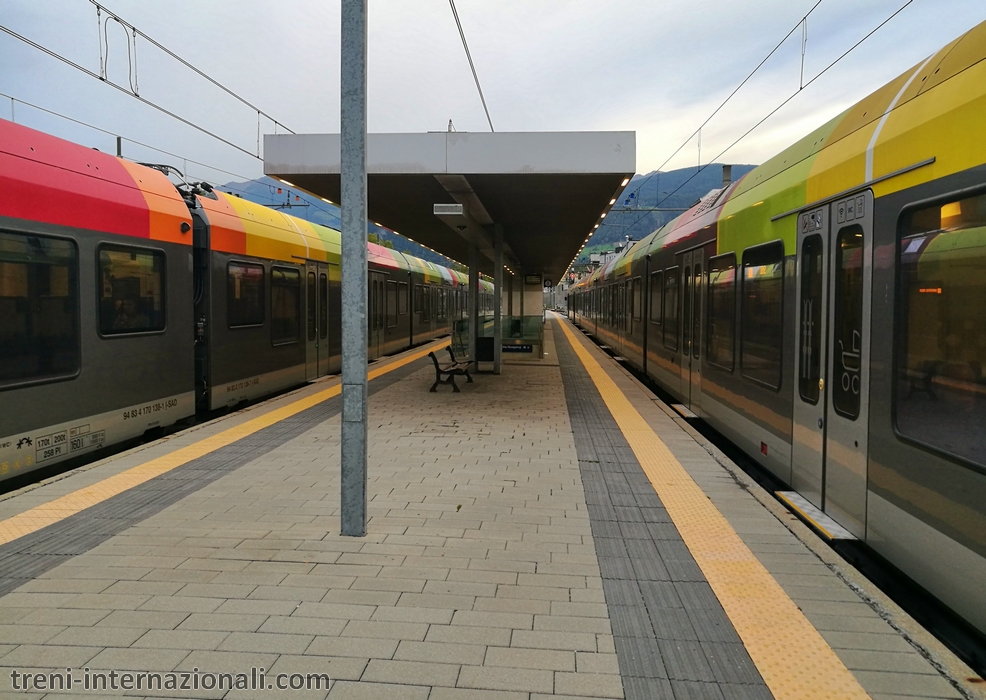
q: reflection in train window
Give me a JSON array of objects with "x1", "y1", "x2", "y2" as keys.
[
  {"x1": 0, "y1": 232, "x2": 79, "y2": 388},
  {"x1": 692, "y1": 262, "x2": 702, "y2": 360},
  {"x1": 398, "y1": 282, "x2": 408, "y2": 315},
  {"x1": 741, "y1": 241, "x2": 784, "y2": 390},
  {"x1": 319, "y1": 273, "x2": 328, "y2": 340},
  {"x1": 896, "y1": 191, "x2": 986, "y2": 468},
  {"x1": 707, "y1": 254, "x2": 735, "y2": 372},
  {"x1": 307, "y1": 272, "x2": 317, "y2": 341},
  {"x1": 798, "y1": 237, "x2": 823, "y2": 403},
  {"x1": 421, "y1": 286, "x2": 431, "y2": 322},
  {"x1": 632, "y1": 277, "x2": 641, "y2": 322},
  {"x1": 663, "y1": 267, "x2": 679, "y2": 350},
  {"x1": 833, "y1": 227, "x2": 863, "y2": 419},
  {"x1": 98, "y1": 245, "x2": 166, "y2": 335},
  {"x1": 387, "y1": 281, "x2": 399, "y2": 328},
  {"x1": 682, "y1": 267, "x2": 692, "y2": 356},
  {"x1": 271, "y1": 266, "x2": 301, "y2": 345},
  {"x1": 650, "y1": 271, "x2": 663, "y2": 324},
  {"x1": 227, "y1": 262, "x2": 265, "y2": 328}
]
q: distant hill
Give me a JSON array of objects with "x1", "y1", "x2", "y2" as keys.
[
  {"x1": 218, "y1": 177, "x2": 459, "y2": 267},
  {"x1": 581, "y1": 163, "x2": 756, "y2": 262}
]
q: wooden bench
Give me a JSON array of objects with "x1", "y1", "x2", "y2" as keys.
[{"x1": 428, "y1": 348, "x2": 473, "y2": 392}]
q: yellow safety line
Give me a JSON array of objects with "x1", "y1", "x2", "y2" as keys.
[
  {"x1": 554, "y1": 316, "x2": 869, "y2": 700},
  {"x1": 0, "y1": 339, "x2": 448, "y2": 546}
]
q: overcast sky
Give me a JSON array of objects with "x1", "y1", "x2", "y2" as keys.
[{"x1": 3, "y1": 0, "x2": 986, "y2": 186}]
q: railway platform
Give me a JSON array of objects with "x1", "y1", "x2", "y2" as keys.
[{"x1": 0, "y1": 317, "x2": 981, "y2": 700}]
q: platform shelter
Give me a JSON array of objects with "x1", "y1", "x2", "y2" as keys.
[{"x1": 264, "y1": 130, "x2": 635, "y2": 371}]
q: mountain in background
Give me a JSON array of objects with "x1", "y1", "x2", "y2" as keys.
[
  {"x1": 222, "y1": 163, "x2": 757, "y2": 269},
  {"x1": 580, "y1": 163, "x2": 756, "y2": 262}
]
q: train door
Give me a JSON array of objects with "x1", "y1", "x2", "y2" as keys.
[
  {"x1": 317, "y1": 264, "x2": 329, "y2": 376},
  {"x1": 680, "y1": 249, "x2": 704, "y2": 409},
  {"x1": 368, "y1": 272, "x2": 386, "y2": 360},
  {"x1": 792, "y1": 191, "x2": 872, "y2": 537},
  {"x1": 305, "y1": 263, "x2": 318, "y2": 381},
  {"x1": 305, "y1": 262, "x2": 331, "y2": 380}
]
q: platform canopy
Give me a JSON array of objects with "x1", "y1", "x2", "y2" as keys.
[{"x1": 264, "y1": 131, "x2": 635, "y2": 283}]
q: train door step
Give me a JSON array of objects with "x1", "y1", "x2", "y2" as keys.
[
  {"x1": 776, "y1": 491, "x2": 857, "y2": 541},
  {"x1": 671, "y1": 404, "x2": 698, "y2": 419}
]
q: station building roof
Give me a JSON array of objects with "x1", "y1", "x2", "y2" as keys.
[{"x1": 264, "y1": 131, "x2": 635, "y2": 284}]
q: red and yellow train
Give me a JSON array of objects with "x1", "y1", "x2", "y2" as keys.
[{"x1": 0, "y1": 119, "x2": 491, "y2": 479}]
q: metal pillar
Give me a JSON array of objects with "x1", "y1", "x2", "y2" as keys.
[
  {"x1": 493, "y1": 225, "x2": 503, "y2": 374},
  {"x1": 468, "y1": 244, "x2": 479, "y2": 361},
  {"x1": 340, "y1": 0, "x2": 368, "y2": 537},
  {"x1": 507, "y1": 274, "x2": 513, "y2": 318}
]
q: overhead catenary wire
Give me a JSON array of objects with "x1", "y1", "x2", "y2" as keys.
[
  {"x1": 576, "y1": 0, "x2": 916, "y2": 273},
  {"x1": 0, "y1": 91, "x2": 353, "y2": 223},
  {"x1": 0, "y1": 22, "x2": 262, "y2": 161},
  {"x1": 1, "y1": 93, "x2": 452, "y2": 262},
  {"x1": 89, "y1": 0, "x2": 294, "y2": 135},
  {"x1": 619, "y1": 0, "x2": 824, "y2": 210},
  {"x1": 449, "y1": 0, "x2": 494, "y2": 132}
]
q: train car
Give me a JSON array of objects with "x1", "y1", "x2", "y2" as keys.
[
  {"x1": 570, "y1": 20, "x2": 986, "y2": 636},
  {"x1": 0, "y1": 119, "x2": 196, "y2": 476},
  {"x1": 0, "y1": 119, "x2": 465, "y2": 479},
  {"x1": 190, "y1": 187, "x2": 342, "y2": 410}
]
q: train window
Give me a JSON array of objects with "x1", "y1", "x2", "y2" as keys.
[
  {"x1": 632, "y1": 278, "x2": 641, "y2": 321},
  {"x1": 98, "y1": 245, "x2": 166, "y2": 335},
  {"x1": 387, "y1": 281, "x2": 398, "y2": 328},
  {"x1": 414, "y1": 284, "x2": 422, "y2": 313},
  {"x1": 707, "y1": 253, "x2": 735, "y2": 372},
  {"x1": 227, "y1": 262, "x2": 265, "y2": 328},
  {"x1": 896, "y1": 191, "x2": 986, "y2": 468},
  {"x1": 307, "y1": 271, "x2": 317, "y2": 341},
  {"x1": 0, "y1": 231, "x2": 79, "y2": 389},
  {"x1": 682, "y1": 268, "x2": 692, "y2": 355},
  {"x1": 833, "y1": 228, "x2": 864, "y2": 418},
  {"x1": 798, "y1": 237, "x2": 823, "y2": 403},
  {"x1": 271, "y1": 266, "x2": 301, "y2": 345},
  {"x1": 398, "y1": 282, "x2": 408, "y2": 315},
  {"x1": 741, "y1": 241, "x2": 784, "y2": 390},
  {"x1": 650, "y1": 271, "x2": 663, "y2": 324},
  {"x1": 663, "y1": 267, "x2": 679, "y2": 350},
  {"x1": 692, "y1": 262, "x2": 702, "y2": 360},
  {"x1": 319, "y1": 273, "x2": 328, "y2": 340}
]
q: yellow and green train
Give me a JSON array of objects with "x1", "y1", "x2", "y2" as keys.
[{"x1": 570, "y1": 20, "x2": 986, "y2": 637}]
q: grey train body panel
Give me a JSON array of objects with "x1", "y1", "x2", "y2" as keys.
[
  {"x1": 568, "y1": 163, "x2": 986, "y2": 635},
  {"x1": 0, "y1": 215, "x2": 195, "y2": 477}
]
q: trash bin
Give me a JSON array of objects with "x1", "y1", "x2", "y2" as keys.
[{"x1": 476, "y1": 336, "x2": 495, "y2": 362}]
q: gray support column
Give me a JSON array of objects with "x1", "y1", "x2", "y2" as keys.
[
  {"x1": 468, "y1": 244, "x2": 479, "y2": 362},
  {"x1": 507, "y1": 273, "x2": 513, "y2": 318},
  {"x1": 340, "y1": 0, "x2": 368, "y2": 538},
  {"x1": 493, "y1": 225, "x2": 503, "y2": 374},
  {"x1": 520, "y1": 272, "x2": 525, "y2": 318}
]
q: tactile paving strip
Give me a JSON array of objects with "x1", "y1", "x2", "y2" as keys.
[
  {"x1": 554, "y1": 317, "x2": 871, "y2": 700},
  {"x1": 556, "y1": 324, "x2": 771, "y2": 700},
  {"x1": 0, "y1": 356, "x2": 429, "y2": 598}
]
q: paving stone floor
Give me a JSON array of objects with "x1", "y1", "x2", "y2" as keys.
[
  {"x1": 0, "y1": 322, "x2": 978, "y2": 700},
  {"x1": 0, "y1": 345, "x2": 623, "y2": 699}
]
